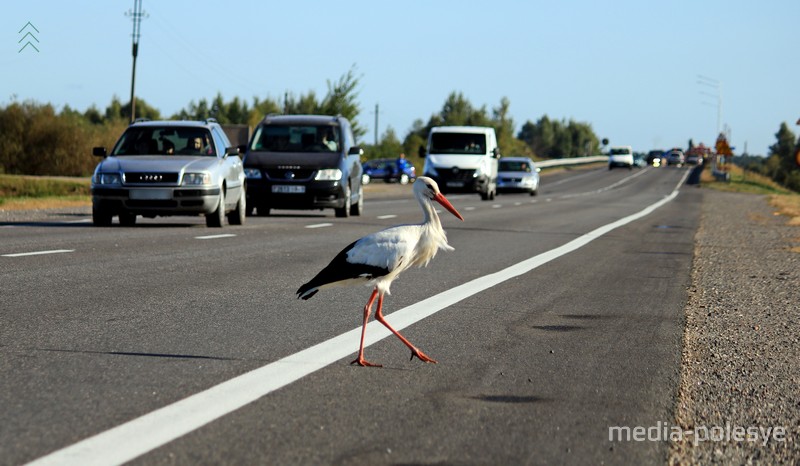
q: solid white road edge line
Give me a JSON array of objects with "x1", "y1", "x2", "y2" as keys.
[{"x1": 26, "y1": 171, "x2": 689, "y2": 466}]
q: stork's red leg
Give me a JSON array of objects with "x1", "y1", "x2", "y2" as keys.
[
  {"x1": 350, "y1": 288, "x2": 382, "y2": 367},
  {"x1": 374, "y1": 295, "x2": 438, "y2": 364}
]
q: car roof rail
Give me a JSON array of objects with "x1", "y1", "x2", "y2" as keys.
[
  {"x1": 132, "y1": 117, "x2": 150, "y2": 124},
  {"x1": 205, "y1": 117, "x2": 218, "y2": 124}
]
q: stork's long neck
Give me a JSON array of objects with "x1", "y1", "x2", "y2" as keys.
[
  {"x1": 414, "y1": 191, "x2": 454, "y2": 262},
  {"x1": 419, "y1": 196, "x2": 442, "y2": 231}
]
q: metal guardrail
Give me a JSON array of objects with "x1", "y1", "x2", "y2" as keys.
[{"x1": 535, "y1": 155, "x2": 608, "y2": 168}]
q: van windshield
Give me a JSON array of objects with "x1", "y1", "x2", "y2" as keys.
[
  {"x1": 251, "y1": 125, "x2": 340, "y2": 153},
  {"x1": 430, "y1": 133, "x2": 486, "y2": 154}
]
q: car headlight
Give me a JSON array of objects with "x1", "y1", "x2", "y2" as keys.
[
  {"x1": 182, "y1": 172, "x2": 211, "y2": 185},
  {"x1": 473, "y1": 163, "x2": 487, "y2": 178},
  {"x1": 244, "y1": 168, "x2": 262, "y2": 179},
  {"x1": 94, "y1": 173, "x2": 121, "y2": 185},
  {"x1": 315, "y1": 169, "x2": 342, "y2": 181}
]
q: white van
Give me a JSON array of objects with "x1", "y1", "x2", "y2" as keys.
[
  {"x1": 421, "y1": 126, "x2": 500, "y2": 200},
  {"x1": 608, "y1": 146, "x2": 634, "y2": 170}
]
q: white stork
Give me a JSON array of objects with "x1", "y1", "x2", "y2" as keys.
[{"x1": 296, "y1": 176, "x2": 464, "y2": 367}]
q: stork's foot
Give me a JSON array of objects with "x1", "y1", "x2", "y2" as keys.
[
  {"x1": 350, "y1": 356, "x2": 382, "y2": 367},
  {"x1": 410, "y1": 348, "x2": 438, "y2": 364}
]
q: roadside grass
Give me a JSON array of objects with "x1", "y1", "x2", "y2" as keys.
[
  {"x1": 700, "y1": 165, "x2": 800, "y2": 248},
  {"x1": 0, "y1": 175, "x2": 91, "y2": 210}
]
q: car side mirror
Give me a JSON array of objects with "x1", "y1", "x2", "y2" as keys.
[
  {"x1": 348, "y1": 146, "x2": 364, "y2": 156},
  {"x1": 238, "y1": 144, "x2": 247, "y2": 154},
  {"x1": 492, "y1": 148, "x2": 500, "y2": 158},
  {"x1": 93, "y1": 147, "x2": 107, "y2": 158},
  {"x1": 225, "y1": 146, "x2": 240, "y2": 157}
]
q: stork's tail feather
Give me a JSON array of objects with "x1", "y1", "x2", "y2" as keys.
[{"x1": 296, "y1": 283, "x2": 319, "y2": 300}]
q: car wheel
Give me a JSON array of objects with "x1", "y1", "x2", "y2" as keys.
[
  {"x1": 530, "y1": 188, "x2": 538, "y2": 196},
  {"x1": 228, "y1": 188, "x2": 246, "y2": 225},
  {"x1": 92, "y1": 206, "x2": 113, "y2": 226},
  {"x1": 335, "y1": 184, "x2": 351, "y2": 218},
  {"x1": 350, "y1": 183, "x2": 363, "y2": 216},
  {"x1": 118, "y1": 212, "x2": 137, "y2": 226},
  {"x1": 206, "y1": 189, "x2": 225, "y2": 227},
  {"x1": 399, "y1": 174, "x2": 409, "y2": 185}
]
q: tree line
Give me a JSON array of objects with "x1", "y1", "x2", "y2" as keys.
[
  {"x1": 736, "y1": 123, "x2": 800, "y2": 192},
  {"x1": 0, "y1": 68, "x2": 619, "y2": 177}
]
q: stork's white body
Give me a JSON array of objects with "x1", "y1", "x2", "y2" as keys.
[{"x1": 296, "y1": 177, "x2": 463, "y2": 366}]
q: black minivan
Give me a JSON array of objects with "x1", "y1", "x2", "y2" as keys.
[{"x1": 242, "y1": 115, "x2": 364, "y2": 217}]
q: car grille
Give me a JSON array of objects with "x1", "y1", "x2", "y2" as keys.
[
  {"x1": 124, "y1": 172, "x2": 179, "y2": 184},
  {"x1": 264, "y1": 169, "x2": 316, "y2": 181},
  {"x1": 501, "y1": 177, "x2": 523, "y2": 183},
  {"x1": 437, "y1": 168, "x2": 476, "y2": 181}
]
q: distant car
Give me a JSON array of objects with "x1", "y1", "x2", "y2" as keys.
[
  {"x1": 647, "y1": 149, "x2": 665, "y2": 167},
  {"x1": 633, "y1": 154, "x2": 647, "y2": 168},
  {"x1": 362, "y1": 158, "x2": 416, "y2": 185},
  {"x1": 242, "y1": 114, "x2": 364, "y2": 218},
  {"x1": 685, "y1": 153, "x2": 703, "y2": 165},
  {"x1": 497, "y1": 157, "x2": 540, "y2": 196},
  {"x1": 608, "y1": 146, "x2": 634, "y2": 170},
  {"x1": 90, "y1": 119, "x2": 246, "y2": 227},
  {"x1": 666, "y1": 149, "x2": 685, "y2": 166}
]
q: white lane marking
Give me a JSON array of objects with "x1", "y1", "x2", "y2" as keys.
[
  {"x1": 2, "y1": 249, "x2": 74, "y2": 258},
  {"x1": 464, "y1": 207, "x2": 476, "y2": 211},
  {"x1": 305, "y1": 223, "x2": 333, "y2": 229},
  {"x1": 492, "y1": 204, "x2": 502, "y2": 209},
  {"x1": 377, "y1": 214, "x2": 397, "y2": 219},
  {"x1": 27, "y1": 174, "x2": 689, "y2": 466},
  {"x1": 546, "y1": 167, "x2": 604, "y2": 186},
  {"x1": 559, "y1": 168, "x2": 649, "y2": 199},
  {"x1": 194, "y1": 234, "x2": 237, "y2": 240}
]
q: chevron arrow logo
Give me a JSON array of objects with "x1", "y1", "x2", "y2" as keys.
[{"x1": 18, "y1": 21, "x2": 40, "y2": 53}]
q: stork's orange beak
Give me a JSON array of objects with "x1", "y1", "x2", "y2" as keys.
[{"x1": 434, "y1": 193, "x2": 464, "y2": 221}]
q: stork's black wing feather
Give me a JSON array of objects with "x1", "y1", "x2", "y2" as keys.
[{"x1": 296, "y1": 240, "x2": 391, "y2": 300}]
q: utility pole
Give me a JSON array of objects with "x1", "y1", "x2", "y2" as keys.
[
  {"x1": 126, "y1": 0, "x2": 147, "y2": 123},
  {"x1": 374, "y1": 103, "x2": 379, "y2": 146},
  {"x1": 697, "y1": 74, "x2": 722, "y2": 137}
]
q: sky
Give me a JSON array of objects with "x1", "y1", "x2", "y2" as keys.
[{"x1": 2, "y1": 0, "x2": 798, "y2": 156}]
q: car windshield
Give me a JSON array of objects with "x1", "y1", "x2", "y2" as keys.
[
  {"x1": 610, "y1": 148, "x2": 631, "y2": 155},
  {"x1": 110, "y1": 126, "x2": 216, "y2": 157},
  {"x1": 430, "y1": 133, "x2": 486, "y2": 154},
  {"x1": 499, "y1": 160, "x2": 532, "y2": 172},
  {"x1": 251, "y1": 124, "x2": 340, "y2": 153}
]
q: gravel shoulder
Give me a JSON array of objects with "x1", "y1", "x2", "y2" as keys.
[{"x1": 670, "y1": 189, "x2": 800, "y2": 464}]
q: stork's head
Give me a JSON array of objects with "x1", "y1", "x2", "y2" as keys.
[{"x1": 414, "y1": 176, "x2": 464, "y2": 221}]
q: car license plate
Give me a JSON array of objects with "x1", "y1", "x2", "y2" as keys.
[
  {"x1": 129, "y1": 189, "x2": 172, "y2": 200},
  {"x1": 272, "y1": 185, "x2": 305, "y2": 194},
  {"x1": 446, "y1": 181, "x2": 464, "y2": 188}
]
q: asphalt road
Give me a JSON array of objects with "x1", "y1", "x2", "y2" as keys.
[{"x1": 1, "y1": 166, "x2": 701, "y2": 465}]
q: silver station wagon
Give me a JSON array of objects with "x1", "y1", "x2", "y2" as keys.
[{"x1": 91, "y1": 119, "x2": 245, "y2": 227}]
